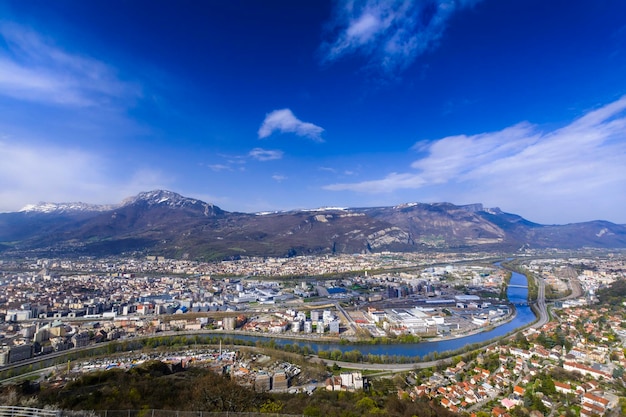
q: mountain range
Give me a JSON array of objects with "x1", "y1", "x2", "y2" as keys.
[{"x1": 0, "y1": 190, "x2": 625, "y2": 260}]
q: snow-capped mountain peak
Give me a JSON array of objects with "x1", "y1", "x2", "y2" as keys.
[
  {"x1": 121, "y1": 190, "x2": 213, "y2": 208},
  {"x1": 119, "y1": 190, "x2": 223, "y2": 217},
  {"x1": 19, "y1": 201, "x2": 117, "y2": 214}
]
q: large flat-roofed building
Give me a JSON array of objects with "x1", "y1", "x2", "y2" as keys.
[{"x1": 7, "y1": 343, "x2": 33, "y2": 363}]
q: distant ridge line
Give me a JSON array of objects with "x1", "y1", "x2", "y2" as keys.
[{"x1": 2, "y1": 189, "x2": 626, "y2": 259}]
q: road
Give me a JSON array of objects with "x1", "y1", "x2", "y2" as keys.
[
  {"x1": 531, "y1": 273, "x2": 549, "y2": 329},
  {"x1": 334, "y1": 302, "x2": 357, "y2": 335},
  {"x1": 315, "y1": 356, "x2": 454, "y2": 372},
  {"x1": 0, "y1": 365, "x2": 58, "y2": 386}
]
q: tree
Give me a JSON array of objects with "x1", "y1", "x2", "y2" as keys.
[
  {"x1": 355, "y1": 396, "x2": 376, "y2": 412},
  {"x1": 514, "y1": 331, "x2": 530, "y2": 349},
  {"x1": 192, "y1": 372, "x2": 263, "y2": 412},
  {"x1": 303, "y1": 405, "x2": 322, "y2": 417},
  {"x1": 531, "y1": 395, "x2": 548, "y2": 414},
  {"x1": 260, "y1": 399, "x2": 284, "y2": 413}
]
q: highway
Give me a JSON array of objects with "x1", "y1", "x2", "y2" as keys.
[
  {"x1": 531, "y1": 272, "x2": 549, "y2": 329},
  {"x1": 315, "y1": 356, "x2": 454, "y2": 372}
]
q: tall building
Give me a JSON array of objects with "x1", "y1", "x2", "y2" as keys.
[
  {"x1": 223, "y1": 316, "x2": 236, "y2": 331},
  {"x1": 329, "y1": 320, "x2": 340, "y2": 334},
  {"x1": 317, "y1": 320, "x2": 325, "y2": 334},
  {"x1": 272, "y1": 371, "x2": 288, "y2": 390},
  {"x1": 254, "y1": 373, "x2": 271, "y2": 392},
  {"x1": 303, "y1": 320, "x2": 313, "y2": 333},
  {"x1": 311, "y1": 310, "x2": 320, "y2": 322}
]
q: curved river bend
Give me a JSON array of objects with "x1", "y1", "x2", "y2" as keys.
[{"x1": 229, "y1": 270, "x2": 534, "y2": 358}]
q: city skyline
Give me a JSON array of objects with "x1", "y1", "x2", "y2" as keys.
[{"x1": 1, "y1": 1, "x2": 626, "y2": 224}]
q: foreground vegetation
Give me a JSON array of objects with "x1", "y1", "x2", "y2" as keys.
[{"x1": 1, "y1": 360, "x2": 459, "y2": 417}]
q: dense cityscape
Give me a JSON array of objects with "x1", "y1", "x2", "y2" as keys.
[{"x1": 2, "y1": 250, "x2": 626, "y2": 416}]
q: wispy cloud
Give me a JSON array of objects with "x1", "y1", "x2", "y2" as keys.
[
  {"x1": 409, "y1": 122, "x2": 539, "y2": 184},
  {"x1": 207, "y1": 164, "x2": 232, "y2": 172},
  {"x1": 319, "y1": 166, "x2": 358, "y2": 176},
  {"x1": 0, "y1": 22, "x2": 140, "y2": 106},
  {"x1": 0, "y1": 140, "x2": 169, "y2": 211},
  {"x1": 258, "y1": 108, "x2": 324, "y2": 142},
  {"x1": 249, "y1": 148, "x2": 284, "y2": 161},
  {"x1": 272, "y1": 174, "x2": 287, "y2": 182},
  {"x1": 324, "y1": 96, "x2": 626, "y2": 223},
  {"x1": 217, "y1": 153, "x2": 247, "y2": 167},
  {"x1": 320, "y1": 0, "x2": 482, "y2": 77},
  {"x1": 205, "y1": 149, "x2": 283, "y2": 173},
  {"x1": 325, "y1": 172, "x2": 425, "y2": 193}
]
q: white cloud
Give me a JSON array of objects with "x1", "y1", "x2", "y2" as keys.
[
  {"x1": 272, "y1": 175, "x2": 287, "y2": 182},
  {"x1": 206, "y1": 149, "x2": 282, "y2": 173},
  {"x1": 409, "y1": 122, "x2": 539, "y2": 183},
  {"x1": 0, "y1": 140, "x2": 170, "y2": 211},
  {"x1": 323, "y1": 96, "x2": 626, "y2": 223},
  {"x1": 0, "y1": 22, "x2": 140, "y2": 106},
  {"x1": 258, "y1": 108, "x2": 324, "y2": 142},
  {"x1": 207, "y1": 164, "x2": 232, "y2": 172},
  {"x1": 249, "y1": 147, "x2": 284, "y2": 161},
  {"x1": 325, "y1": 172, "x2": 425, "y2": 193},
  {"x1": 320, "y1": 0, "x2": 482, "y2": 76}
]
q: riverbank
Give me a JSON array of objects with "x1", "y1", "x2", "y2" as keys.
[{"x1": 1, "y1": 266, "x2": 542, "y2": 381}]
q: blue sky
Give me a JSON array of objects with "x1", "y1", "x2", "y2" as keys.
[{"x1": 1, "y1": 0, "x2": 626, "y2": 224}]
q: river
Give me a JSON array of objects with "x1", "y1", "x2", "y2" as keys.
[
  {"x1": 224, "y1": 269, "x2": 535, "y2": 359},
  {"x1": 0, "y1": 270, "x2": 534, "y2": 377}
]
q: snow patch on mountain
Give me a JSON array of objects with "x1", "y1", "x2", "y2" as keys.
[
  {"x1": 19, "y1": 202, "x2": 116, "y2": 214},
  {"x1": 394, "y1": 202, "x2": 419, "y2": 209}
]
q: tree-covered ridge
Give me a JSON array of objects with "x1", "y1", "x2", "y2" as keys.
[
  {"x1": 596, "y1": 278, "x2": 626, "y2": 306},
  {"x1": 37, "y1": 361, "x2": 262, "y2": 412},
  {"x1": 3, "y1": 360, "x2": 460, "y2": 417}
]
